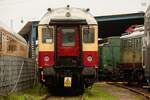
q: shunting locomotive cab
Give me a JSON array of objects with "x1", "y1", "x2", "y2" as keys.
[{"x1": 38, "y1": 6, "x2": 98, "y2": 90}]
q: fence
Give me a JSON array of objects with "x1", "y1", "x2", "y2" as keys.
[{"x1": 0, "y1": 55, "x2": 36, "y2": 96}]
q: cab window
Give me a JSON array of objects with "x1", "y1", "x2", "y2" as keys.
[
  {"x1": 42, "y1": 28, "x2": 53, "y2": 43},
  {"x1": 83, "y1": 28, "x2": 94, "y2": 43},
  {"x1": 61, "y1": 28, "x2": 75, "y2": 47}
]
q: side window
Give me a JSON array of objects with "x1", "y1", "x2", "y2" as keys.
[
  {"x1": 124, "y1": 40, "x2": 127, "y2": 48},
  {"x1": 0, "y1": 32, "x2": 2, "y2": 51},
  {"x1": 136, "y1": 38, "x2": 138, "y2": 48},
  {"x1": 121, "y1": 40, "x2": 123, "y2": 48},
  {"x1": 139, "y1": 38, "x2": 142, "y2": 51},
  {"x1": 83, "y1": 28, "x2": 94, "y2": 43},
  {"x1": 7, "y1": 39, "x2": 17, "y2": 52},
  {"x1": 122, "y1": 40, "x2": 125, "y2": 48},
  {"x1": 128, "y1": 39, "x2": 132, "y2": 48},
  {"x1": 131, "y1": 39, "x2": 133, "y2": 49},
  {"x1": 42, "y1": 28, "x2": 53, "y2": 43},
  {"x1": 134, "y1": 39, "x2": 136, "y2": 48}
]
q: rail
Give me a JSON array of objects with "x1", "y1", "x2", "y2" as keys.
[{"x1": 107, "y1": 82, "x2": 150, "y2": 100}]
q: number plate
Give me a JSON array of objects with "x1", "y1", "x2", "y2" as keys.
[{"x1": 64, "y1": 77, "x2": 72, "y2": 87}]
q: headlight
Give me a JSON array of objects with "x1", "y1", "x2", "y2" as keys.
[
  {"x1": 87, "y1": 56, "x2": 93, "y2": 62},
  {"x1": 44, "y1": 56, "x2": 49, "y2": 62}
]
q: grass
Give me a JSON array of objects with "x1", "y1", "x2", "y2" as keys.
[
  {"x1": 83, "y1": 83, "x2": 117, "y2": 100},
  {"x1": 0, "y1": 83, "x2": 48, "y2": 100},
  {"x1": 0, "y1": 83, "x2": 117, "y2": 100}
]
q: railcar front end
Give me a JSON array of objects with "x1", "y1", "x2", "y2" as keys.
[{"x1": 38, "y1": 6, "x2": 98, "y2": 91}]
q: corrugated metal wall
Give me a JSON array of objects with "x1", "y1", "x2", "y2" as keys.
[{"x1": 0, "y1": 56, "x2": 36, "y2": 96}]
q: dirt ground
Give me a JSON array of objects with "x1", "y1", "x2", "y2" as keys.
[{"x1": 98, "y1": 82, "x2": 147, "y2": 100}]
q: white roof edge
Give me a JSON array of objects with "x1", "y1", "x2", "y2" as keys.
[
  {"x1": 121, "y1": 26, "x2": 145, "y2": 39},
  {"x1": 0, "y1": 21, "x2": 14, "y2": 33},
  {"x1": 39, "y1": 7, "x2": 97, "y2": 25},
  {"x1": 0, "y1": 25, "x2": 27, "y2": 44},
  {"x1": 120, "y1": 31, "x2": 144, "y2": 39}
]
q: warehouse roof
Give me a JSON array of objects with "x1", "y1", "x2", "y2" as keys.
[
  {"x1": 95, "y1": 12, "x2": 144, "y2": 22},
  {"x1": 18, "y1": 12, "x2": 144, "y2": 39}
]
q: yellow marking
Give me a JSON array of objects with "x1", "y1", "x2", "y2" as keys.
[
  {"x1": 38, "y1": 25, "x2": 98, "y2": 52},
  {"x1": 64, "y1": 77, "x2": 72, "y2": 87},
  {"x1": 38, "y1": 26, "x2": 54, "y2": 51},
  {"x1": 82, "y1": 25, "x2": 98, "y2": 51}
]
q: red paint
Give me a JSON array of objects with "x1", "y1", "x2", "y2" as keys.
[
  {"x1": 38, "y1": 51, "x2": 54, "y2": 67},
  {"x1": 57, "y1": 27, "x2": 80, "y2": 57},
  {"x1": 83, "y1": 51, "x2": 98, "y2": 67},
  {"x1": 125, "y1": 24, "x2": 138, "y2": 33}
]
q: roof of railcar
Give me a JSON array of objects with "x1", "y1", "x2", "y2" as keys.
[
  {"x1": 0, "y1": 21, "x2": 27, "y2": 44},
  {"x1": 120, "y1": 26, "x2": 144, "y2": 39},
  {"x1": 39, "y1": 6, "x2": 97, "y2": 25},
  {"x1": 0, "y1": 21, "x2": 14, "y2": 33}
]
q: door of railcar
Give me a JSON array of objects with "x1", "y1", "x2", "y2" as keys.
[
  {"x1": 57, "y1": 26, "x2": 80, "y2": 57},
  {"x1": 56, "y1": 26, "x2": 80, "y2": 66}
]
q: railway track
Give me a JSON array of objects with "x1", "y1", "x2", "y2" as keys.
[
  {"x1": 41, "y1": 82, "x2": 150, "y2": 100},
  {"x1": 107, "y1": 82, "x2": 150, "y2": 100},
  {"x1": 79, "y1": 95, "x2": 84, "y2": 100},
  {"x1": 41, "y1": 93, "x2": 84, "y2": 100}
]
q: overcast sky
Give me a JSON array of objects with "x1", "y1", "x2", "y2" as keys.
[{"x1": 0, "y1": 0, "x2": 150, "y2": 32}]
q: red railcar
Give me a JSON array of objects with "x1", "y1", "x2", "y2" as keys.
[{"x1": 38, "y1": 6, "x2": 98, "y2": 91}]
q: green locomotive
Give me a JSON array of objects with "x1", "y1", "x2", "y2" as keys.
[{"x1": 98, "y1": 37, "x2": 120, "y2": 80}]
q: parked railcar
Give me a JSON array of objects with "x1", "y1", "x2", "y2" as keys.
[
  {"x1": 144, "y1": 5, "x2": 150, "y2": 87},
  {"x1": 98, "y1": 37, "x2": 120, "y2": 80},
  {"x1": 0, "y1": 22, "x2": 28, "y2": 57},
  {"x1": 38, "y1": 6, "x2": 98, "y2": 91},
  {"x1": 120, "y1": 26, "x2": 144, "y2": 84}
]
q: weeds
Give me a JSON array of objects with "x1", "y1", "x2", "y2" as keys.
[
  {"x1": 0, "y1": 83, "x2": 48, "y2": 100},
  {"x1": 83, "y1": 83, "x2": 117, "y2": 100}
]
